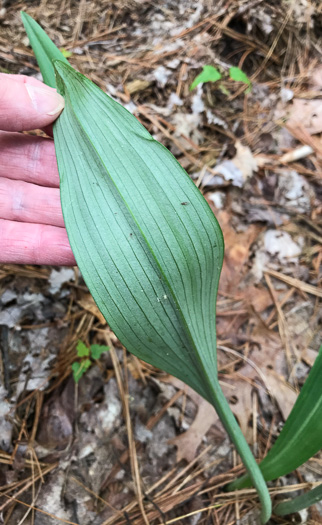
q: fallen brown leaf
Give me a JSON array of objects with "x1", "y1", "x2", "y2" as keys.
[
  {"x1": 212, "y1": 210, "x2": 272, "y2": 339},
  {"x1": 216, "y1": 210, "x2": 259, "y2": 293},
  {"x1": 164, "y1": 377, "x2": 219, "y2": 463},
  {"x1": 78, "y1": 294, "x2": 107, "y2": 325}
]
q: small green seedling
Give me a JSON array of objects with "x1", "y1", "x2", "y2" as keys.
[
  {"x1": 190, "y1": 65, "x2": 222, "y2": 90},
  {"x1": 71, "y1": 340, "x2": 109, "y2": 383},
  {"x1": 190, "y1": 64, "x2": 251, "y2": 93},
  {"x1": 229, "y1": 66, "x2": 251, "y2": 92}
]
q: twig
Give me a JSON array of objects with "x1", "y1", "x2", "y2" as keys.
[{"x1": 264, "y1": 269, "x2": 322, "y2": 298}]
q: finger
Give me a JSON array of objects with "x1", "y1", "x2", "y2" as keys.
[
  {"x1": 0, "y1": 132, "x2": 59, "y2": 187},
  {"x1": 0, "y1": 178, "x2": 64, "y2": 227},
  {"x1": 0, "y1": 73, "x2": 64, "y2": 132},
  {"x1": 0, "y1": 219, "x2": 75, "y2": 266}
]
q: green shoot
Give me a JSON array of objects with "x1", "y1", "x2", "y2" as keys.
[
  {"x1": 229, "y1": 346, "x2": 322, "y2": 490},
  {"x1": 190, "y1": 64, "x2": 251, "y2": 93},
  {"x1": 190, "y1": 65, "x2": 221, "y2": 90},
  {"x1": 229, "y1": 66, "x2": 251, "y2": 92},
  {"x1": 76, "y1": 340, "x2": 90, "y2": 357},
  {"x1": 72, "y1": 340, "x2": 109, "y2": 383},
  {"x1": 71, "y1": 359, "x2": 91, "y2": 383}
]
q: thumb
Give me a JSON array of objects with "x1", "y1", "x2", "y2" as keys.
[{"x1": 0, "y1": 73, "x2": 65, "y2": 132}]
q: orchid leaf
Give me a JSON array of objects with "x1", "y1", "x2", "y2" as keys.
[
  {"x1": 21, "y1": 11, "x2": 68, "y2": 87},
  {"x1": 21, "y1": 12, "x2": 272, "y2": 523}
]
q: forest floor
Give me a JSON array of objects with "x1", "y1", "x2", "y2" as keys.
[{"x1": 0, "y1": 0, "x2": 321, "y2": 524}]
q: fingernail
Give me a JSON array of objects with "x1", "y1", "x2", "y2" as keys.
[{"x1": 25, "y1": 84, "x2": 65, "y2": 116}]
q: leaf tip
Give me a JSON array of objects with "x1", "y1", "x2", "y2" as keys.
[{"x1": 52, "y1": 60, "x2": 70, "y2": 95}]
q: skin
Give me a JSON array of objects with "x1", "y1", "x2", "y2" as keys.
[{"x1": 0, "y1": 73, "x2": 75, "y2": 265}]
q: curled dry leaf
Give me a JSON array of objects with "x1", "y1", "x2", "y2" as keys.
[{"x1": 285, "y1": 65, "x2": 322, "y2": 158}]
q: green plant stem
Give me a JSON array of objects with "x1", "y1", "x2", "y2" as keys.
[
  {"x1": 274, "y1": 484, "x2": 322, "y2": 516},
  {"x1": 209, "y1": 381, "x2": 272, "y2": 524}
]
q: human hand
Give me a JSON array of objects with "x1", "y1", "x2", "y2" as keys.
[{"x1": 0, "y1": 73, "x2": 76, "y2": 265}]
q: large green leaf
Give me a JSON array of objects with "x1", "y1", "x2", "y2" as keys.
[
  {"x1": 21, "y1": 12, "x2": 272, "y2": 522},
  {"x1": 53, "y1": 60, "x2": 224, "y2": 401},
  {"x1": 230, "y1": 345, "x2": 322, "y2": 490}
]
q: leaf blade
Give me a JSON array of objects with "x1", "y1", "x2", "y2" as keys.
[
  {"x1": 53, "y1": 62, "x2": 271, "y2": 521},
  {"x1": 20, "y1": 11, "x2": 69, "y2": 88},
  {"x1": 76, "y1": 340, "x2": 90, "y2": 357},
  {"x1": 90, "y1": 344, "x2": 109, "y2": 360},
  {"x1": 54, "y1": 60, "x2": 224, "y2": 400}
]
